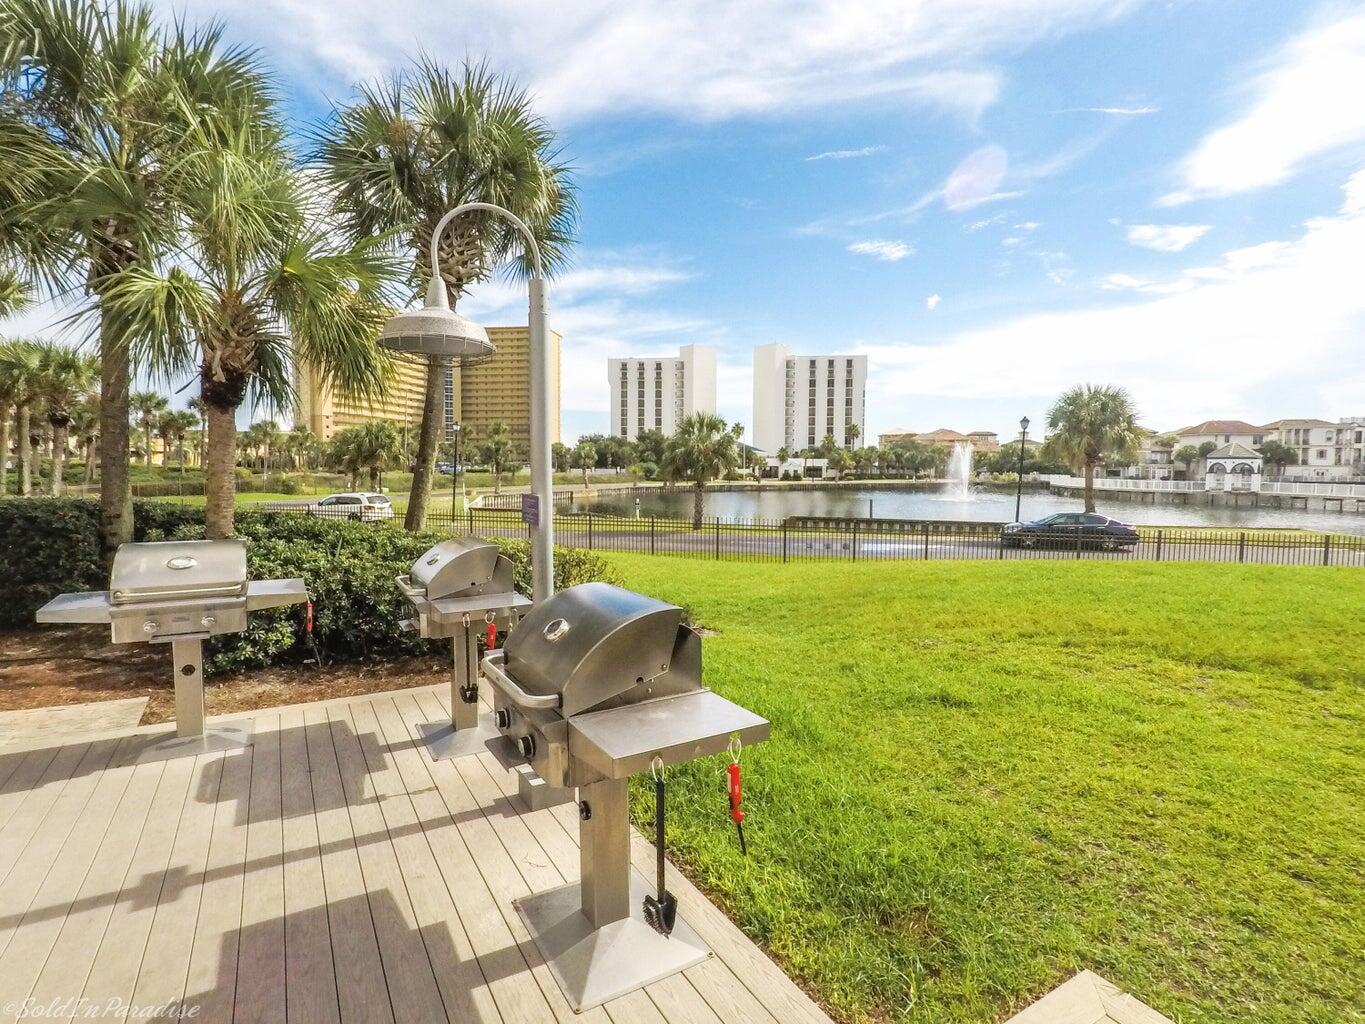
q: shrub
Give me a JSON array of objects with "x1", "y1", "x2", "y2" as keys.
[
  {"x1": 0, "y1": 498, "x2": 104, "y2": 627},
  {"x1": 0, "y1": 497, "x2": 617, "y2": 673}
]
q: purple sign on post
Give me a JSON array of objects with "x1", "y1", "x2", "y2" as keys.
[{"x1": 520, "y1": 492, "x2": 540, "y2": 527}]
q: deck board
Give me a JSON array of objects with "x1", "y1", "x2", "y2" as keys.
[{"x1": 0, "y1": 686, "x2": 832, "y2": 1024}]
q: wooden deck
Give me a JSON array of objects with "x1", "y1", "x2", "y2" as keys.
[{"x1": 0, "y1": 685, "x2": 833, "y2": 1024}]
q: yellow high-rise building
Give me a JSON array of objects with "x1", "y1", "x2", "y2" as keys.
[
  {"x1": 447, "y1": 326, "x2": 561, "y2": 452},
  {"x1": 295, "y1": 326, "x2": 560, "y2": 453}
]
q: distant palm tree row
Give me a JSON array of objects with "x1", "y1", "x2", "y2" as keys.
[{"x1": 0, "y1": 0, "x2": 575, "y2": 545}]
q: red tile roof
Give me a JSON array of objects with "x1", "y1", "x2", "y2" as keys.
[{"x1": 1171, "y1": 419, "x2": 1265, "y2": 435}]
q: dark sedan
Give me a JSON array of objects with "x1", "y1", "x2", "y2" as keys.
[{"x1": 1001, "y1": 512, "x2": 1140, "y2": 550}]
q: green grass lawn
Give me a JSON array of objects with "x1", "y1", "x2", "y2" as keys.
[{"x1": 601, "y1": 555, "x2": 1364, "y2": 1023}]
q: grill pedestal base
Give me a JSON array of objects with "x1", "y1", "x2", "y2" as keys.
[
  {"x1": 125, "y1": 721, "x2": 255, "y2": 766},
  {"x1": 514, "y1": 876, "x2": 710, "y2": 1012},
  {"x1": 416, "y1": 715, "x2": 502, "y2": 761}
]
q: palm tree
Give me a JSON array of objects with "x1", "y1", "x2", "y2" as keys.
[
  {"x1": 0, "y1": 266, "x2": 29, "y2": 318},
  {"x1": 478, "y1": 421, "x2": 517, "y2": 494},
  {"x1": 34, "y1": 342, "x2": 98, "y2": 494},
  {"x1": 129, "y1": 391, "x2": 168, "y2": 468},
  {"x1": 828, "y1": 447, "x2": 853, "y2": 481},
  {"x1": 285, "y1": 423, "x2": 317, "y2": 470},
  {"x1": 845, "y1": 423, "x2": 860, "y2": 449},
  {"x1": 353, "y1": 420, "x2": 402, "y2": 490},
  {"x1": 1042, "y1": 384, "x2": 1144, "y2": 512},
  {"x1": 661, "y1": 413, "x2": 744, "y2": 529},
  {"x1": 104, "y1": 116, "x2": 397, "y2": 538},
  {"x1": 69, "y1": 398, "x2": 99, "y2": 485},
  {"x1": 187, "y1": 396, "x2": 208, "y2": 466},
  {"x1": 571, "y1": 440, "x2": 596, "y2": 489},
  {"x1": 316, "y1": 59, "x2": 577, "y2": 531},
  {"x1": 550, "y1": 441, "x2": 571, "y2": 474},
  {"x1": 0, "y1": 340, "x2": 27, "y2": 492},
  {"x1": 242, "y1": 420, "x2": 280, "y2": 474},
  {"x1": 0, "y1": 0, "x2": 268, "y2": 552},
  {"x1": 0, "y1": 340, "x2": 41, "y2": 494},
  {"x1": 158, "y1": 409, "x2": 198, "y2": 472}
]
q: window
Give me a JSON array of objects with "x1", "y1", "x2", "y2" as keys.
[{"x1": 1317, "y1": 449, "x2": 1327, "y2": 460}]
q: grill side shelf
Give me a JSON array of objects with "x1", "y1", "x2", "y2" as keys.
[
  {"x1": 568, "y1": 690, "x2": 771, "y2": 781},
  {"x1": 36, "y1": 591, "x2": 114, "y2": 625}
]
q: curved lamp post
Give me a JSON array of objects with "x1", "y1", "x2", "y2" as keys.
[
  {"x1": 378, "y1": 202, "x2": 555, "y2": 601},
  {"x1": 1015, "y1": 415, "x2": 1030, "y2": 522}
]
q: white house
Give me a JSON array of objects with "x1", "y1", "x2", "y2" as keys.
[
  {"x1": 1171, "y1": 419, "x2": 1267, "y2": 449},
  {"x1": 1203, "y1": 443, "x2": 1262, "y2": 491},
  {"x1": 1261, "y1": 418, "x2": 1361, "y2": 480}
]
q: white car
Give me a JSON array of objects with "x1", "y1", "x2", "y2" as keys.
[{"x1": 308, "y1": 492, "x2": 395, "y2": 522}]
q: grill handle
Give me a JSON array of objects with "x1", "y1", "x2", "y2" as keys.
[
  {"x1": 480, "y1": 649, "x2": 561, "y2": 710},
  {"x1": 111, "y1": 582, "x2": 245, "y2": 604},
  {"x1": 394, "y1": 574, "x2": 423, "y2": 602}
]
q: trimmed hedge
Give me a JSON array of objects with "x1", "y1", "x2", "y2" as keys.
[{"x1": 0, "y1": 498, "x2": 616, "y2": 673}]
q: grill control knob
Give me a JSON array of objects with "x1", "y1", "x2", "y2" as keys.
[
  {"x1": 517, "y1": 735, "x2": 536, "y2": 759},
  {"x1": 200, "y1": 615, "x2": 216, "y2": 628},
  {"x1": 142, "y1": 620, "x2": 158, "y2": 634},
  {"x1": 495, "y1": 709, "x2": 511, "y2": 729}
]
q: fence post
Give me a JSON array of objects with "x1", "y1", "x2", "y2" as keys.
[
  {"x1": 1075, "y1": 526, "x2": 1082, "y2": 559},
  {"x1": 650, "y1": 516, "x2": 656, "y2": 555},
  {"x1": 1323, "y1": 533, "x2": 1331, "y2": 566},
  {"x1": 714, "y1": 518, "x2": 721, "y2": 560},
  {"x1": 1155, "y1": 529, "x2": 1163, "y2": 562},
  {"x1": 923, "y1": 522, "x2": 930, "y2": 560},
  {"x1": 466, "y1": 506, "x2": 472, "y2": 535},
  {"x1": 782, "y1": 520, "x2": 788, "y2": 563},
  {"x1": 588, "y1": 513, "x2": 594, "y2": 550},
  {"x1": 1238, "y1": 531, "x2": 1246, "y2": 563},
  {"x1": 852, "y1": 520, "x2": 859, "y2": 562}
]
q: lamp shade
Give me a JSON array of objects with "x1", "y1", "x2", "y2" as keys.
[{"x1": 378, "y1": 304, "x2": 496, "y2": 363}]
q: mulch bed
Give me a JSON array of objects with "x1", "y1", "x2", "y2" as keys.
[{"x1": 0, "y1": 625, "x2": 448, "y2": 725}]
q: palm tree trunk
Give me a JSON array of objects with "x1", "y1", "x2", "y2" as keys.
[
  {"x1": 404, "y1": 356, "x2": 444, "y2": 531},
  {"x1": 1083, "y1": 461, "x2": 1096, "y2": 512},
  {"x1": 84, "y1": 441, "x2": 95, "y2": 485},
  {"x1": 17, "y1": 404, "x2": 31, "y2": 496},
  {"x1": 50, "y1": 424, "x2": 67, "y2": 496},
  {"x1": 205, "y1": 402, "x2": 238, "y2": 539},
  {"x1": 0, "y1": 410, "x2": 9, "y2": 495},
  {"x1": 142, "y1": 417, "x2": 152, "y2": 468},
  {"x1": 693, "y1": 480, "x2": 704, "y2": 530},
  {"x1": 493, "y1": 463, "x2": 501, "y2": 495}
]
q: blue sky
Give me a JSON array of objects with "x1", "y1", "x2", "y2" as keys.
[{"x1": 8, "y1": 0, "x2": 1365, "y2": 443}]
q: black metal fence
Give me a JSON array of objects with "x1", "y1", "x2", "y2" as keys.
[{"x1": 401, "y1": 507, "x2": 1365, "y2": 568}]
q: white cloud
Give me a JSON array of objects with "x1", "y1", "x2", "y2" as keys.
[
  {"x1": 858, "y1": 168, "x2": 1365, "y2": 428},
  {"x1": 459, "y1": 253, "x2": 718, "y2": 418},
  {"x1": 848, "y1": 240, "x2": 914, "y2": 262},
  {"x1": 1125, "y1": 223, "x2": 1212, "y2": 252},
  {"x1": 1060, "y1": 105, "x2": 1158, "y2": 115},
  {"x1": 806, "y1": 145, "x2": 886, "y2": 161},
  {"x1": 159, "y1": 0, "x2": 1149, "y2": 125},
  {"x1": 943, "y1": 145, "x2": 1010, "y2": 211},
  {"x1": 1001, "y1": 236, "x2": 1024, "y2": 247},
  {"x1": 1015, "y1": 221, "x2": 1041, "y2": 231},
  {"x1": 926, "y1": 294, "x2": 941, "y2": 310},
  {"x1": 1162, "y1": 11, "x2": 1365, "y2": 203}
]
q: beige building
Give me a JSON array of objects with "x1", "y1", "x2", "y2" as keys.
[
  {"x1": 296, "y1": 353, "x2": 430, "y2": 440},
  {"x1": 445, "y1": 326, "x2": 561, "y2": 452},
  {"x1": 296, "y1": 326, "x2": 561, "y2": 452}
]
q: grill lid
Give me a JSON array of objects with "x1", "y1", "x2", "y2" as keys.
[
  {"x1": 503, "y1": 582, "x2": 685, "y2": 717},
  {"x1": 110, "y1": 540, "x2": 248, "y2": 606},
  {"x1": 408, "y1": 537, "x2": 500, "y2": 599}
]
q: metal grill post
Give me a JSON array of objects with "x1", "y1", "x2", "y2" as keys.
[
  {"x1": 578, "y1": 778, "x2": 631, "y2": 927},
  {"x1": 170, "y1": 638, "x2": 206, "y2": 739}
]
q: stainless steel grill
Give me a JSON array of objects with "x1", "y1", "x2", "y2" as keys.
[
  {"x1": 395, "y1": 538, "x2": 531, "y2": 760},
  {"x1": 481, "y1": 581, "x2": 769, "y2": 1010},
  {"x1": 37, "y1": 540, "x2": 306, "y2": 759}
]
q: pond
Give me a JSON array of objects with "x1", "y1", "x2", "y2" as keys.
[{"x1": 569, "y1": 483, "x2": 1365, "y2": 536}]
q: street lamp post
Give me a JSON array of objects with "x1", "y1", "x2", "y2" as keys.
[
  {"x1": 450, "y1": 422, "x2": 461, "y2": 524},
  {"x1": 377, "y1": 201, "x2": 555, "y2": 601},
  {"x1": 1015, "y1": 416, "x2": 1030, "y2": 523}
]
